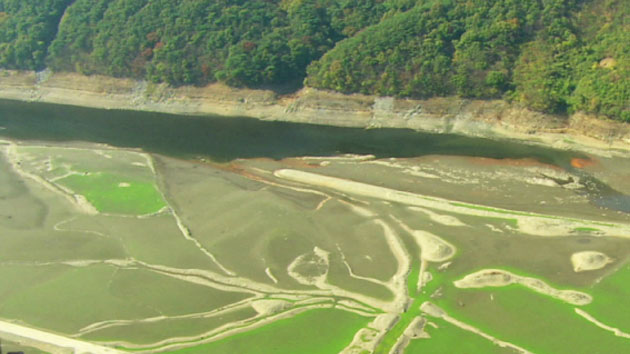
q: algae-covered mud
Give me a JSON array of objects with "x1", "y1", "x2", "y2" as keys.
[{"x1": 0, "y1": 100, "x2": 630, "y2": 353}]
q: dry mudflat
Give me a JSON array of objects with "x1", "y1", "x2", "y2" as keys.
[{"x1": 0, "y1": 129, "x2": 629, "y2": 353}]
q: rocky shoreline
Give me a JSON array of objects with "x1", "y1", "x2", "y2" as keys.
[{"x1": 1, "y1": 70, "x2": 629, "y2": 155}]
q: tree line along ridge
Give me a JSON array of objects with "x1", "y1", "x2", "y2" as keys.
[{"x1": 0, "y1": 0, "x2": 628, "y2": 122}]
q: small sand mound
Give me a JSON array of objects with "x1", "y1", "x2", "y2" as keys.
[
  {"x1": 599, "y1": 57, "x2": 617, "y2": 69},
  {"x1": 370, "y1": 313, "x2": 400, "y2": 331},
  {"x1": 571, "y1": 251, "x2": 613, "y2": 272},
  {"x1": 341, "y1": 328, "x2": 379, "y2": 354},
  {"x1": 413, "y1": 230, "x2": 455, "y2": 262},
  {"x1": 517, "y1": 217, "x2": 575, "y2": 237},
  {"x1": 251, "y1": 299, "x2": 292, "y2": 316},
  {"x1": 409, "y1": 207, "x2": 465, "y2": 227},
  {"x1": 404, "y1": 317, "x2": 429, "y2": 339},
  {"x1": 118, "y1": 182, "x2": 131, "y2": 187},
  {"x1": 420, "y1": 302, "x2": 446, "y2": 318}
]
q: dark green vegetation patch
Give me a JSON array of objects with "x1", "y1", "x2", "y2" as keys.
[{"x1": 0, "y1": 0, "x2": 72, "y2": 70}]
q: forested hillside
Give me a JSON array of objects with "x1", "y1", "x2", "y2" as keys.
[
  {"x1": 47, "y1": 0, "x2": 399, "y2": 87},
  {"x1": 0, "y1": 0, "x2": 628, "y2": 122},
  {"x1": 0, "y1": 0, "x2": 72, "y2": 70}
]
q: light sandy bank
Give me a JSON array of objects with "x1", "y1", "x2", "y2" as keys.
[
  {"x1": 1, "y1": 70, "x2": 629, "y2": 155},
  {"x1": 575, "y1": 308, "x2": 630, "y2": 339},
  {"x1": 273, "y1": 169, "x2": 630, "y2": 238},
  {"x1": 0, "y1": 319, "x2": 122, "y2": 353},
  {"x1": 454, "y1": 269, "x2": 592, "y2": 305}
]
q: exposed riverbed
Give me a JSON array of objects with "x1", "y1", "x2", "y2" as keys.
[{"x1": 0, "y1": 99, "x2": 629, "y2": 353}]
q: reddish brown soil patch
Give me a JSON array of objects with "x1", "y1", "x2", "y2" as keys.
[
  {"x1": 466, "y1": 157, "x2": 561, "y2": 170},
  {"x1": 279, "y1": 157, "x2": 322, "y2": 169},
  {"x1": 570, "y1": 157, "x2": 597, "y2": 169}
]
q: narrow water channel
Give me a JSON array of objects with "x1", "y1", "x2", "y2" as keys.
[{"x1": 0, "y1": 98, "x2": 628, "y2": 213}]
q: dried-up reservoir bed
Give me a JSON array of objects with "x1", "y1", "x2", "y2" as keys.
[{"x1": 0, "y1": 101, "x2": 629, "y2": 353}]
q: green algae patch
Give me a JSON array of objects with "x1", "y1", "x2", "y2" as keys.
[
  {"x1": 57, "y1": 172, "x2": 166, "y2": 215},
  {"x1": 405, "y1": 317, "x2": 513, "y2": 354},
  {"x1": 373, "y1": 260, "x2": 423, "y2": 354},
  {"x1": 482, "y1": 216, "x2": 519, "y2": 228},
  {"x1": 584, "y1": 263, "x2": 630, "y2": 330},
  {"x1": 10, "y1": 146, "x2": 166, "y2": 215},
  {"x1": 574, "y1": 227, "x2": 600, "y2": 233},
  {"x1": 435, "y1": 286, "x2": 630, "y2": 354},
  {"x1": 171, "y1": 308, "x2": 370, "y2": 354}
]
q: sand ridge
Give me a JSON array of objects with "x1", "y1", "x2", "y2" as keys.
[
  {"x1": 273, "y1": 169, "x2": 630, "y2": 238},
  {"x1": 0, "y1": 319, "x2": 122, "y2": 353},
  {"x1": 420, "y1": 302, "x2": 533, "y2": 354},
  {"x1": 575, "y1": 308, "x2": 630, "y2": 339},
  {"x1": 454, "y1": 269, "x2": 593, "y2": 305}
]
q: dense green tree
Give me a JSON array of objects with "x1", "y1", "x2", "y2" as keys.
[
  {"x1": 306, "y1": 0, "x2": 548, "y2": 98},
  {"x1": 0, "y1": 0, "x2": 629, "y2": 122},
  {"x1": 567, "y1": 0, "x2": 630, "y2": 121},
  {"x1": 0, "y1": 0, "x2": 72, "y2": 70},
  {"x1": 46, "y1": 0, "x2": 385, "y2": 87}
]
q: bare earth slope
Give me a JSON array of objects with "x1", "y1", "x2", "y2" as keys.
[{"x1": 0, "y1": 70, "x2": 629, "y2": 155}]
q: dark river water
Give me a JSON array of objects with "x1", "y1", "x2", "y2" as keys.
[
  {"x1": 0, "y1": 98, "x2": 627, "y2": 212},
  {"x1": 0, "y1": 99, "x2": 581, "y2": 164}
]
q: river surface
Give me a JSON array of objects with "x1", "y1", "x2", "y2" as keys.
[
  {"x1": 0, "y1": 98, "x2": 582, "y2": 163},
  {"x1": 0, "y1": 98, "x2": 627, "y2": 212}
]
